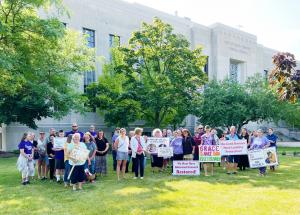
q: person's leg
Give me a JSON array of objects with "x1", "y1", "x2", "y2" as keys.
[
  {"x1": 112, "y1": 150, "x2": 117, "y2": 171},
  {"x1": 64, "y1": 160, "x2": 69, "y2": 186},
  {"x1": 210, "y1": 163, "x2": 214, "y2": 175},
  {"x1": 122, "y1": 160, "x2": 127, "y2": 178},
  {"x1": 140, "y1": 154, "x2": 145, "y2": 178},
  {"x1": 131, "y1": 157, "x2": 135, "y2": 173},
  {"x1": 126, "y1": 155, "x2": 131, "y2": 173},
  {"x1": 37, "y1": 160, "x2": 42, "y2": 179},
  {"x1": 203, "y1": 163, "x2": 208, "y2": 176},
  {"x1": 134, "y1": 156, "x2": 139, "y2": 178},
  {"x1": 50, "y1": 159, "x2": 55, "y2": 180},
  {"x1": 116, "y1": 160, "x2": 122, "y2": 180}
]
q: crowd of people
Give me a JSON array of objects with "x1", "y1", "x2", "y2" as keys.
[{"x1": 16, "y1": 123, "x2": 278, "y2": 190}]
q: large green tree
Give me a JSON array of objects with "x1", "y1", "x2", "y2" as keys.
[
  {"x1": 0, "y1": 0, "x2": 95, "y2": 128},
  {"x1": 86, "y1": 18, "x2": 207, "y2": 128},
  {"x1": 196, "y1": 75, "x2": 299, "y2": 131}
]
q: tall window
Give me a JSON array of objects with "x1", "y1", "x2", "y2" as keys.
[
  {"x1": 109, "y1": 34, "x2": 120, "y2": 47},
  {"x1": 204, "y1": 56, "x2": 209, "y2": 75},
  {"x1": 109, "y1": 34, "x2": 120, "y2": 61},
  {"x1": 264, "y1": 70, "x2": 269, "y2": 81},
  {"x1": 83, "y1": 28, "x2": 96, "y2": 92},
  {"x1": 83, "y1": 28, "x2": 95, "y2": 48},
  {"x1": 230, "y1": 62, "x2": 238, "y2": 82}
]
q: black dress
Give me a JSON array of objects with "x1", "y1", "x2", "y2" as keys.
[{"x1": 239, "y1": 133, "x2": 250, "y2": 170}]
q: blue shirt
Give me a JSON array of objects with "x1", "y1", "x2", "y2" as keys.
[
  {"x1": 170, "y1": 137, "x2": 183, "y2": 155},
  {"x1": 18, "y1": 140, "x2": 33, "y2": 155},
  {"x1": 65, "y1": 130, "x2": 84, "y2": 141},
  {"x1": 226, "y1": 133, "x2": 240, "y2": 141},
  {"x1": 266, "y1": 134, "x2": 278, "y2": 147}
]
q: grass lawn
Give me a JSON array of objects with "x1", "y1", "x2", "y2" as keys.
[{"x1": 0, "y1": 147, "x2": 300, "y2": 215}]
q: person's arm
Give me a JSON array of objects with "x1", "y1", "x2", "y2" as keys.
[
  {"x1": 104, "y1": 142, "x2": 109, "y2": 154},
  {"x1": 191, "y1": 137, "x2": 195, "y2": 154},
  {"x1": 90, "y1": 145, "x2": 97, "y2": 160},
  {"x1": 114, "y1": 138, "x2": 119, "y2": 150}
]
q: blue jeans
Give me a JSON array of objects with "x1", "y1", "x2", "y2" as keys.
[
  {"x1": 64, "y1": 160, "x2": 70, "y2": 183},
  {"x1": 259, "y1": 167, "x2": 266, "y2": 174},
  {"x1": 84, "y1": 159, "x2": 96, "y2": 174}
]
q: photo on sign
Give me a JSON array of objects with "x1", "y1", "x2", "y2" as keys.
[
  {"x1": 248, "y1": 147, "x2": 278, "y2": 168},
  {"x1": 157, "y1": 146, "x2": 173, "y2": 157},
  {"x1": 146, "y1": 137, "x2": 169, "y2": 154}
]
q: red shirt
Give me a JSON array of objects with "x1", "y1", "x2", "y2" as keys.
[{"x1": 193, "y1": 132, "x2": 204, "y2": 155}]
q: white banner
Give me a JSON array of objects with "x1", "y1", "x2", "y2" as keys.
[
  {"x1": 157, "y1": 147, "x2": 173, "y2": 157},
  {"x1": 248, "y1": 147, "x2": 278, "y2": 168},
  {"x1": 146, "y1": 137, "x2": 169, "y2": 154},
  {"x1": 53, "y1": 137, "x2": 66, "y2": 149},
  {"x1": 220, "y1": 139, "x2": 248, "y2": 155},
  {"x1": 172, "y1": 160, "x2": 200, "y2": 176}
]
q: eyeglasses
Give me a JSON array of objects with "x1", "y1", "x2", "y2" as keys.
[{"x1": 72, "y1": 126, "x2": 78, "y2": 127}]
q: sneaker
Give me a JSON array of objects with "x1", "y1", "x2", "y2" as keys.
[
  {"x1": 140, "y1": 177, "x2": 144, "y2": 179},
  {"x1": 22, "y1": 182, "x2": 27, "y2": 185},
  {"x1": 133, "y1": 177, "x2": 138, "y2": 179},
  {"x1": 73, "y1": 187, "x2": 76, "y2": 191},
  {"x1": 25, "y1": 181, "x2": 30, "y2": 184}
]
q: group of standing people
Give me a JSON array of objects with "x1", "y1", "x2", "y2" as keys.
[{"x1": 17, "y1": 123, "x2": 278, "y2": 188}]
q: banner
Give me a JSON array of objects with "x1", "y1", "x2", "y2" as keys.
[
  {"x1": 157, "y1": 147, "x2": 173, "y2": 157},
  {"x1": 248, "y1": 147, "x2": 278, "y2": 168},
  {"x1": 220, "y1": 139, "x2": 248, "y2": 155},
  {"x1": 172, "y1": 161, "x2": 200, "y2": 176},
  {"x1": 54, "y1": 137, "x2": 66, "y2": 149},
  {"x1": 199, "y1": 145, "x2": 221, "y2": 162},
  {"x1": 146, "y1": 137, "x2": 169, "y2": 154}
]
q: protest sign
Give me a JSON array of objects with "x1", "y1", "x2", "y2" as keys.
[
  {"x1": 157, "y1": 147, "x2": 173, "y2": 157},
  {"x1": 199, "y1": 145, "x2": 221, "y2": 162},
  {"x1": 173, "y1": 160, "x2": 200, "y2": 176},
  {"x1": 53, "y1": 137, "x2": 66, "y2": 149},
  {"x1": 248, "y1": 147, "x2": 278, "y2": 168},
  {"x1": 220, "y1": 139, "x2": 248, "y2": 155},
  {"x1": 146, "y1": 137, "x2": 169, "y2": 154}
]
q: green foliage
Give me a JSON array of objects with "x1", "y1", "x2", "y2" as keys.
[
  {"x1": 86, "y1": 18, "x2": 207, "y2": 127},
  {"x1": 0, "y1": 0, "x2": 95, "y2": 128},
  {"x1": 196, "y1": 75, "x2": 299, "y2": 130}
]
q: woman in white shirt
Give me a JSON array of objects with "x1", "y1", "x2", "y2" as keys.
[
  {"x1": 131, "y1": 128, "x2": 147, "y2": 179},
  {"x1": 114, "y1": 128, "x2": 129, "y2": 180}
]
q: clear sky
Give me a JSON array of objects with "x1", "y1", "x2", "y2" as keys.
[{"x1": 124, "y1": 0, "x2": 300, "y2": 59}]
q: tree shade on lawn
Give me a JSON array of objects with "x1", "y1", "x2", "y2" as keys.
[{"x1": 0, "y1": 147, "x2": 300, "y2": 215}]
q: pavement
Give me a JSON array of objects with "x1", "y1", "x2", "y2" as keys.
[{"x1": 277, "y1": 142, "x2": 300, "y2": 147}]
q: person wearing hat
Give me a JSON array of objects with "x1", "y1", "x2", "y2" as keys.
[{"x1": 37, "y1": 131, "x2": 48, "y2": 180}]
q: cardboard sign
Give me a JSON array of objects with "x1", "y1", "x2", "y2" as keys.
[
  {"x1": 248, "y1": 147, "x2": 278, "y2": 168},
  {"x1": 69, "y1": 146, "x2": 90, "y2": 162},
  {"x1": 173, "y1": 160, "x2": 200, "y2": 176},
  {"x1": 199, "y1": 145, "x2": 221, "y2": 162},
  {"x1": 220, "y1": 140, "x2": 248, "y2": 155},
  {"x1": 146, "y1": 137, "x2": 169, "y2": 154},
  {"x1": 157, "y1": 146, "x2": 173, "y2": 157},
  {"x1": 53, "y1": 137, "x2": 66, "y2": 149}
]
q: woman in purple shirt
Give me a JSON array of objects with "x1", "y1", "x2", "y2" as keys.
[
  {"x1": 201, "y1": 125, "x2": 216, "y2": 176},
  {"x1": 17, "y1": 133, "x2": 35, "y2": 185},
  {"x1": 170, "y1": 130, "x2": 184, "y2": 160},
  {"x1": 249, "y1": 129, "x2": 270, "y2": 176}
]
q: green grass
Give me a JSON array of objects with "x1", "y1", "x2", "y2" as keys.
[{"x1": 0, "y1": 147, "x2": 300, "y2": 215}]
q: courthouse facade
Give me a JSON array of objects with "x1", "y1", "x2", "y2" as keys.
[{"x1": 0, "y1": 0, "x2": 289, "y2": 151}]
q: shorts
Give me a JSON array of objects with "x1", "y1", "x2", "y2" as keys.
[
  {"x1": 55, "y1": 159, "x2": 65, "y2": 169},
  {"x1": 227, "y1": 155, "x2": 240, "y2": 163},
  {"x1": 117, "y1": 151, "x2": 128, "y2": 160},
  {"x1": 70, "y1": 165, "x2": 85, "y2": 184}
]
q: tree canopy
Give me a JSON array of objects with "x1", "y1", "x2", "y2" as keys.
[
  {"x1": 196, "y1": 75, "x2": 300, "y2": 131},
  {"x1": 86, "y1": 18, "x2": 207, "y2": 128},
  {"x1": 0, "y1": 0, "x2": 95, "y2": 128}
]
